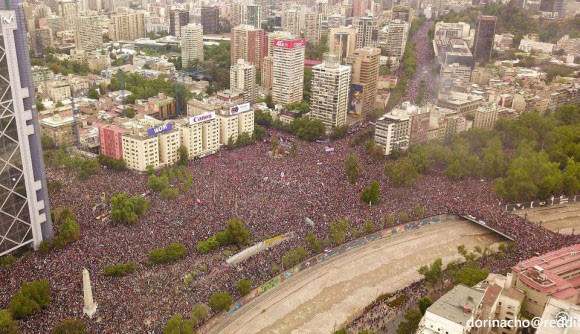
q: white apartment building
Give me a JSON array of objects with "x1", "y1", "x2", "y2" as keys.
[
  {"x1": 217, "y1": 106, "x2": 254, "y2": 145},
  {"x1": 230, "y1": 59, "x2": 257, "y2": 104},
  {"x1": 181, "y1": 23, "x2": 204, "y2": 69},
  {"x1": 353, "y1": 16, "x2": 379, "y2": 49},
  {"x1": 177, "y1": 112, "x2": 221, "y2": 158},
  {"x1": 434, "y1": 22, "x2": 471, "y2": 41},
  {"x1": 379, "y1": 19, "x2": 409, "y2": 60},
  {"x1": 374, "y1": 113, "x2": 410, "y2": 155},
  {"x1": 310, "y1": 54, "x2": 351, "y2": 130},
  {"x1": 272, "y1": 38, "x2": 306, "y2": 104},
  {"x1": 75, "y1": 15, "x2": 102, "y2": 51},
  {"x1": 122, "y1": 134, "x2": 160, "y2": 172},
  {"x1": 109, "y1": 12, "x2": 146, "y2": 41}
]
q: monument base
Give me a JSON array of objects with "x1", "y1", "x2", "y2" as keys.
[{"x1": 83, "y1": 303, "x2": 98, "y2": 318}]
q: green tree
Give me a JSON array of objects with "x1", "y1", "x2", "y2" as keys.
[
  {"x1": 147, "y1": 175, "x2": 169, "y2": 192},
  {"x1": 418, "y1": 296, "x2": 433, "y2": 314},
  {"x1": 163, "y1": 315, "x2": 195, "y2": 334},
  {"x1": 237, "y1": 279, "x2": 253, "y2": 296},
  {"x1": 52, "y1": 319, "x2": 86, "y2": 334},
  {"x1": 225, "y1": 218, "x2": 250, "y2": 246},
  {"x1": 454, "y1": 266, "x2": 490, "y2": 287},
  {"x1": 385, "y1": 158, "x2": 420, "y2": 188},
  {"x1": 418, "y1": 258, "x2": 443, "y2": 285},
  {"x1": 397, "y1": 310, "x2": 422, "y2": 334},
  {"x1": 282, "y1": 247, "x2": 309, "y2": 268},
  {"x1": 305, "y1": 232, "x2": 321, "y2": 253},
  {"x1": 110, "y1": 193, "x2": 150, "y2": 224},
  {"x1": 209, "y1": 291, "x2": 232, "y2": 312},
  {"x1": 0, "y1": 309, "x2": 18, "y2": 334},
  {"x1": 344, "y1": 154, "x2": 362, "y2": 184},
  {"x1": 41, "y1": 135, "x2": 56, "y2": 150},
  {"x1": 330, "y1": 219, "x2": 349, "y2": 245},
  {"x1": 482, "y1": 137, "x2": 509, "y2": 177},
  {"x1": 361, "y1": 181, "x2": 380, "y2": 205},
  {"x1": 103, "y1": 263, "x2": 137, "y2": 277},
  {"x1": 10, "y1": 280, "x2": 51, "y2": 319},
  {"x1": 178, "y1": 146, "x2": 189, "y2": 166},
  {"x1": 191, "y1": 304, "x2": 209, "y2": 320},
  {"x1": 87, "y1": 88, "x2": 99, "y2": 100}
]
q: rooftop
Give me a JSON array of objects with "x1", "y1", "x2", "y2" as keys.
[{"x1": 427, "y1": 284, "x2": 484, "y2": 326}]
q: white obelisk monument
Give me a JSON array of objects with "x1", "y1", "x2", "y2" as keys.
[{"x1": 83, "y1": 268, "x2": 98, "y2": 318}]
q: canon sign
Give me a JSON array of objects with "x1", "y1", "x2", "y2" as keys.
[
  {"x1": 189, "y1": 112, "x2": 216, "y2": 125},
  {"x1": 273, "y1": 38, "x2": 307, "y2": 49}
]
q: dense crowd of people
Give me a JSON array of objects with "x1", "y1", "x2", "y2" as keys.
[
  {"x1": 1, "y1": 131, "x2": 576, "y2": 333},
  {"x1": 1, "y1": 23, "x2": 577, "y2": 334},
  {"x1": 403, "y1": 21, "x2": 438, "y2": 103}
]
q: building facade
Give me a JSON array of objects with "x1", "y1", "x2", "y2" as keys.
[
  {"x1": 230, "y1": 25, "x2": 265, "y2": 69},
  {"x1": 473, "y1": 15, "x2": 497, "y2": 64},
  {"x1": 309, "y1": 54, "x2": 351, "y2": 130},
  {"x1": 272, "y1": 38, "x2": 306, "y2": 105},
  {"x1": 230, "y1": 59, "x2": 257, "y2": 104},
  {"x1": 351, "y1": 47, "x2": 380, "y2": 116},
  {"x1": 181, "y1": 23, "x2": 204, "y2": 69},
  {"x1": 169, "y1": 9, "x2": 189, "y2": 37},
  {"x1": 109, "y1": 12, "x2": 146, "y2": 41},
  {"x1": 75, "y1": 15, "x2": 102, "y2": 51},
  {"x1": 200, "y1": 7, "x2": 219, "y2": 34},
  {"x1": 0, "y1": 6, "x2": 53, "y2": 255},
  {"x1": 375, "y1": 113, "x2": 410, "y2": 155}
]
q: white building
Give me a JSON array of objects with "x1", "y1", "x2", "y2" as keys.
[
  {"x1": 518, "y1": 39, "x2": 556, "y2": 54},
  {"x1": 176, "y1": 112, "x2": 220, "y2": 158},
  {"x1": 434, "y1": 22, "x2": 471, "y2": 41},
  {"x1": 379, "y1": 19, "x2": 409, "y2": 60},
  {"x1": 537, "y1": 297, "x2": 580, "y2": 334},
  {"x1": 419, "y1": 284, "x2": 484, "y2": 334},
  {"x1": 374, "y1": 113, "x2": 410, "y2": 155},
  {"x1": 75, "y1": 15, "x2": 102, "y2": 51},
  {"x1": 353, "y1": 16, "x2": 379, "y2": 49},
  {"x1": 272, "y1": 38, "x2": 306, "y2": 105},
  {"x1": 309, "y1": 54, "x2": 351, "y2": 130},
  {"x1": 181, "y1": 23, "x2": 204, "y2": 69},
  {"x1": 230, "y1": 59, "x2": 257, "y2": 104}
]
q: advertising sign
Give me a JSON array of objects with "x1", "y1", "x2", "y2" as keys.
[
  {"x1": 229, "y1": 103, "x2": 250, "y2": 115},
  {"x1": 147, "y1": 123, "x2": 173, "y2": 136},
  {"x1": 273, "y1": 38, "x2": 307, "y2": 49},
  {"x1": 189, "y1": 112, "x2": 216, "y2": 125},
  {"x1": 349, "y1": 83, "x2": 364, "y2": 114}
]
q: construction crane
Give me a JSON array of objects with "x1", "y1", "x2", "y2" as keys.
[
  {"x1": 173, "y1": 68, "x2": 211, "y2": 118},
  {"x1": 118, "y1": 68, "x2": 127, "y2": 115}
]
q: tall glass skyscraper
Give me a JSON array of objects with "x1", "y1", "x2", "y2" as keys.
[{"x1": 0, "y1": 0, "x2": 53, "y2": 256}]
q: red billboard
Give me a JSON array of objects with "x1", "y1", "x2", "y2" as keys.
[{"x1": 273, "y1": 38, "x2": 307, "y2": 49}]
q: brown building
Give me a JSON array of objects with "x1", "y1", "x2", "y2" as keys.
[
  {"x1": 169, "y1": 9, "x2": 189, "y2": 37},
  {"x1": 351, "y1": 47, "x2": 380, "y2": 116},
  {"x1": 40, "y1": 114, "x2": 75, "y2": 147},
  {"x1": 231, "y1": 25, "x2": 265, "y2": 69},
  {"x1": 200, "y1": 7, "x2": 219, "y2": 35}
]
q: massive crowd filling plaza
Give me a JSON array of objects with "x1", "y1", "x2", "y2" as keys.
[{"x1": 0, "y1": 129, "x2": 577, "y2": 333}]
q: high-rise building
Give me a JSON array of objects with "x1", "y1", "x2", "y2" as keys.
[
  {"x1": 379, "y1": 19, "x2": 408, "y2": 60},
  {"x1": 181, "y1": 23, "x2": 204, "y2": 69},
  {"x1": 0, "y1": 3, "x2": 53, "y2": 255},
  {"x1": 30, "y1": 28, "x2": 53, "y2": 57},
  {"x1": 351, "y1": 47, "x2": 380, "y2": 116},
  {"x1": 169, "y1": 9, "x2": 189, "y2": 37},
  {"x1": 262, "y1": 31, "x2": 294, "y2": 90},
  {"x1": 353, "y1": 0, "x2": 371, "y2": 17},
  {"x1": 303, "y1": 11, "x2": 322, "y2": 44},
  {"x1": 328, "y1": 27, "x2": 356, "y2": 63},
  {"x1": 109, "y1": 12, "x2": 146, "y2": 41},
  {"x1": 230, "y1": 25, "x2": 265, "y2": 69},
  {"x1": 472, "y1": 15, "x2": 496, "y2": 64},
  {"x1": 230, "y1": 59, "x2": 257, "y2": 104},
  {"x1": 200, "y1": 7, "x2": 219, "y2": 34},
  {"x1": 282, "y1": 8, "x2": 301, "y2": 37},
  {"x1": 374, "y1": 114, "x2": 410, "y2": 155},
  {"x1": 473, "y1": 102, "x2": 499, "y2": 130},
  {"x1": 75, "y1": 15, "x2": 102, "y2": 51},
  {"x1": 246, "y1": 4, "x2": 261, "y2": 29},
  {"x1": 310, "y1": 54, "x2": 351, "y2": 129},
  {"x1": 353, "y1": 16, "x2": 379, "y2": 49},
  {"x1": 272, "y1": 38, "x2": 306, "y2": 104},
  {"x1": 327, "y1": 14, "x2": 345, "y2": 28},
  {"x1": 56, "y1": 0, "x2": 78, "y2": 31}
]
